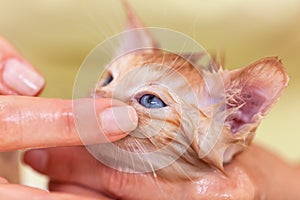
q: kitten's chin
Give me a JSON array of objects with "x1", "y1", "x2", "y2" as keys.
[{"x1": 110, "y1": 136, "x2": 216, "y2": 181}]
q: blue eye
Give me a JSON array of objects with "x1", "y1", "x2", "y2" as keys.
[
  {"x1": 139, "y1": 94, "x2": 167, "y2": 109},
  {"x1": 101, "y1": 74, "x2": 113, "y2": 86}
]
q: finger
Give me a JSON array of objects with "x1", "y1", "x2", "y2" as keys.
[
  {"x1": 0, "y1": 96, "x2": 138, "y2": 151},
  {"x1": 0, "y1": 183, "x2": 102, "y2": 200},
  {"x1": 24, "y1": 147, "x2": 259, "y2": 200},
  {"x1": 234, "y1": 145, "x2": 300, "y2": 199},
  {"x1": 0, "y1": 36, "x2": 45, "y2": 96},
  {"x1": 24, "y1": 147, "x2": 164, "y2": 199},
  {"x1": 49, "y1": 181, "x2": 111, "y2": 199}
]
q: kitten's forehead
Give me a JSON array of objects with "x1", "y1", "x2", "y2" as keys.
[
  {"x1": 109, "y1": 50, "x2": 204, "y2": 86},
  {"x1": 101, "y1": 50, "x2": 208, "y2": 107}
]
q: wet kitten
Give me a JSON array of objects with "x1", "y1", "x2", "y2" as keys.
[{"x1": 93, "y1": 1, "x2": 288, "y2": 180}]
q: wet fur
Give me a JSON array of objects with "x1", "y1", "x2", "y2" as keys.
[{"x1": 94, "y1": 2, "x2": 289, "y2": 180}]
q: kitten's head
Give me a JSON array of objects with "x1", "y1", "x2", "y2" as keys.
[{"x1": 92, "y1": 2, "x2": 289, "y2": 180}]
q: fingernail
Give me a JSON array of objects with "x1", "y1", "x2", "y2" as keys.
[
  {"x1": 23, "y1": 150, "x2": 48, "y2": 171},
  {"x1": 2, "y1": 58, "x2": 45, "y2": 96},
  {"x1": 100, "y1": 106, "x2": 138, "y2": 134}
]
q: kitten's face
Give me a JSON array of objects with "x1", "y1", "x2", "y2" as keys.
[
  {"x1": 95, "y1": 50, "x2": 215, "y2": 179},
  {"x1": 91, "y1": 2, "x2": 289, "y2": 180},
  {"x1": 94, "y1": 49, "x2": 288, "y2": 180}
]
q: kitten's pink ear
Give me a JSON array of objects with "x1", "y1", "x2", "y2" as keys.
[
  {"x1": 117, "y1": 0, "x2": 159, "y2": 55},
  {"x1": 224, "y1": 57, "x2": 289, "y2": 134}
]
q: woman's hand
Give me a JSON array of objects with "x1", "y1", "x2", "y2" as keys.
[
  {"x1": 0, "y1": 36, "x2": 138, "y2": 199},
  {"x1": 24, "y1": 145, "x2": 300, "y2": 200},
  {"x1": 0, "y1": 36, "x2": 138, "y2": 150},
  {"x1": 0, "y1": 36, "x2": 138, "y2": 151}
]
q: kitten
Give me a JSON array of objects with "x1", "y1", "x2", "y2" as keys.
[{"x1": 93, "y1": 1, "x2": 289, "y2": 180}]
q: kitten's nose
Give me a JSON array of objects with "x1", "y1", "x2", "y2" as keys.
[
  {"x1": 91, "y1": 91, "x2": 103, "y2": 98},
  {"x1": 92, "y1": 89, "x2": 112, "y2": 99}
]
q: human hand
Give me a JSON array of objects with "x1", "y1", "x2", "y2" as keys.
[
  {"x1": 0, "y1": 97, "x2": 137, "y2": 200},
  {"x1": 0, "y1": 36, "x2": 138, "y2": 199},
  {"x1": 0, "y1": 36, "x2": 138, "y2": 151},
  {"x1": 24, "y1": 145, "x2": 300, "y2": 200}
]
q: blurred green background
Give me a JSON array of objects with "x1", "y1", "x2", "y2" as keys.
[{"x1": 0, "y1": 0, "x2": 299, "y2": 162}]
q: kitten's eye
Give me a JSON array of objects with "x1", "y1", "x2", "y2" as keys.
[
  {"x1": 101, "y1": 73, "x2": 113, "y2": 86},
  {"x1": 139, "y1": 94, "x2": 167, "y2": 109}
]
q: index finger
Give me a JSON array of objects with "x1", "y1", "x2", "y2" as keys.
[{"x1": 0, "y1": 96, "x2": 138, "y2": 151}]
